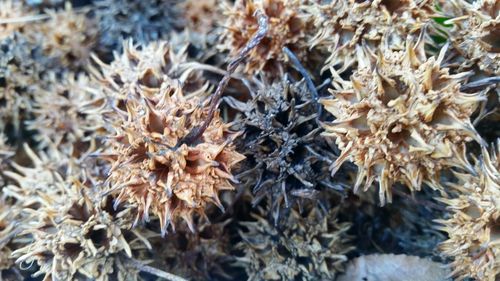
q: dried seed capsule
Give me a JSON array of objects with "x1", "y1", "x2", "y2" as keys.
[
  {"x1": 228, "y1": 77, "x2": 334, "y2": 222},
  {"x1": 322, "y1": 39, "x2": 485, "y2": 204},
  {"x1": 26, "y1": 72, "x2": 106, "y2": 155},
  {"x1": 148, "y1": 218, "x2": 236, "y2": 280},
  {"x1": 12, "y1": 184, "x2": 145, "y2": 281},
  {"x1": 93, "y1": 0, "x2": 181, "y2": 57},
  {"x1": 95, "y1": 40, "x2": 244, "y2": 235},
  {"x1": 219, "y1": 0, "x2": 311, "y2": 75},
  {"x1": 308, "y1": 0, "x2": 433, "y2": 73},
  {"x1": 29, "y1": 3, "x2": 98, "y2": 70},
  {"x1": 236, "y1": 205, "x2": 352, "y2": 281},
  {"x1": 0, "y1": 32, "x2": 45, "y2": 133},
  {"x1": 439, "y1": 0, "x2": 499, "y2": 75},
  {"x1": 436, "y1": 140, "x2": 500, "y2": 281}
]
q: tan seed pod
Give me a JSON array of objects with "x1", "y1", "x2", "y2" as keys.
[
  {"x1": 29, "y1": 3, "x2": 98, "y2": 69},
  {"x1": 219, "y1": 0, "x2": 311, "y2": 75},
  {"x1": 12, "y1": 183, "x2": 146, "y2": 281},
  {"x1": 0, "y1": 32, "x2": 46, "y2": 133},
  {"x1": 179, "y1": 0, "x2": 221, "y2": 36},
  {"x1": 439, "y1": 0, "x2": 499, "y2": 75},
  {"x1": 3, "y1": 144, "x2": 68, "y2": 208},
  {"x1": 308, "y1": 0, "x2": 434, "y2": 73},
  {"x1": 322, "y1": 39, "x2": 485, "y2": 204},
  {"x1": 149, "y1": 218, "x2": 236, "y2": 280},
  {"x1": 91, "y1": 39, "x2": 206, "y2": 104},
  {"x1": 96, "y1": 41, "x2": 244, "y2": 235},
  {"x1": 236, "y1": 205, "x2": 352, "y2": 281},
  {"x1": 105, "y1": 82, "x2": 244, "y2": 235},
  {"x1": 26, "y1": 72, "x2": 106, "y2": 155},
  {"x1": 0, "y1": 0, "x2": 32, "y2": 39},
  {"x1": 436, "y1": 140, "x2": 500, "y2": 281}
]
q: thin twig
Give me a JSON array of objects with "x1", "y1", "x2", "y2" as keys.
[
  {"x1": 460, "y1": 76, "x2": 500, "y2": 92},
  {"x1": 0, "y1": 14, "x2": 50, "y2": 24},
  {"x1": 177, "y1": 10, "x2": 269, "y2": 146},
  {"x1": 282, "y1": 47, "x2": 322, "y2": 123},
  {"x1": 125, "y1": 257, "x2": 188, "y2": 281}
]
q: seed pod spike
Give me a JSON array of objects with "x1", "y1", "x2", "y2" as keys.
[{"x1": 283, "y1": 46, "x2": 322, "y2": 123}]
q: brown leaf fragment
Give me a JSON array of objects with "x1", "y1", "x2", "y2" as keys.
[{"x1": 337, "y1": 254, "x2": 450, "y2": 281}]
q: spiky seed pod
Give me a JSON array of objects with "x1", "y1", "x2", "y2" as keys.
[
  {"x1": 172, "y1": 0, "x2": 223, "y2": 60},
  {"x1": 2, "y1": 144, "x2": 69, "y2": 208},
  {"x1": 219, "y1": 0, "x2": 311, "y2": 75},
  {"x1": 308, "y1": 0, "x2": 433, "y2": 72},
  {"x1": 105, "y1": 80, "x2": 244, "y2": 235},
  {"x1": 322, "y1": 40, "x2": 486, "y2": 205},
  {"x1": 0, "y1": 0, "x2": 32, "y2": 38},
  {"x1": 12, "y1": 183, "x2": 147, "y2": 281},
  {"x1": 150, "y1": 218, "x2": 237, "y2": 280},
  {"x1": 93, "y1": 0, "x2": 181, "y2": 58},
  {"x1": 0, "y1": 32, "x2": 45, "y2": 132},
  {"x1": 26, "y1": 72, "x2": 106, "y2": 154},
  {"x1": 436, "y1": 141, "x2": 500, "y2": 281},
  {"x1": 236, "y1": 205, "x2": 352, "y2": 281},
  {"x1": 227, "y1": 77, "x2": 334, "y2": 222},
  {"x1": 180, "y1": 0, "x2": 220, "y2": 36},
  {"x1": 28, "y1": 3, "x2": 97, "y2": 69},
  {"x1": 91, "y1": 40, "x2": 206, "y2": 105},
  {"x1": 439, "y1": 0, "x2": 499, "y2": 75}
]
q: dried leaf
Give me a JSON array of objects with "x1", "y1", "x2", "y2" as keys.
[{"x1": 337, "y1": 254, "x2": 450, "y2": 281}]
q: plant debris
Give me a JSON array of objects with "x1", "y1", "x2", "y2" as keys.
[{"x1": 0, "y1": 0, "x2": 499, "y2": 280}]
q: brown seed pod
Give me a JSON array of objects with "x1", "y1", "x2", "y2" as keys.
[
  {"x1": 28, "y1": 3, "x2": 97, "y2": 69},
  {"x1": 0, "y1": 32, "x2": 46, "y2": 133},
  {"x1": 0, "y1": 0, "x2": 33, "y2": 39},
  {"x1": 439, "y1": 0, "x2": 499, "y2": 75},
  {"x1": 435, "y1": 140, "x2": 500, "y2": 281},
  {"x1": 26, "y1": 72, "x2": 106, "y2": 155},
  {"x1": 96, "y1": 41, "x2": 244, "y2": 235},
  {"x1": 91, "y1": 40, "x2": 206, "y2": 105},
  {"x1": 105, "y1": 82, "x2": 244, "y2": 235},
  {"x1": 236, "y1": 205, "x2": 352, "y2": 281},
  {"x1": 179, "y1": 0, "x2": 221, "y2": 36},
  {"x1": 3, "y1": 144, "x2": 68, "y2": 208},
  {"x1": 322, "y1": 39, "x2": 485, "y2": 205},
  {"x1": 219, "y1": 0, "x2": 311, "y2": 75},
  {"x1": 93, "y1": 0, "x2": 182, "y2": 58},
  {"x1": 149, "y1": 218, "x2": 237, "y2": 280},
  {"x1": 11, "y1": 183, "x2": 147, "y2": 281},
  {"x1": 308, "y1": 0, "x2": 434, "y2": 73},
  {"x1": 227, "y1": 77, "x2": 335, "y2": 222},
  {"x1": 172, "y1": 0, "x2": 224, "y2": 61}
]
